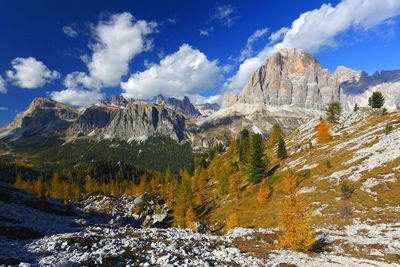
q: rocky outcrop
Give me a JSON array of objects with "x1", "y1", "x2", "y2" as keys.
[
  {"x1": 195, "y1": 103, "x2": 220, "y2": 117},
  {"x1": 222, "y1": 48, "x2": 400, "y2": 112},
  {"x1": 97, "y1": 94, "x2": 128, "y2": 107},
  {"x1": 155, "y1": 94, "x2": 201, "y2": 118},
  {"x1": 68, "y1": 101, "x2": 186, "y2": 142},
  {"x1": 0, "y1": 98, "x2": 80, "y2": 139}
]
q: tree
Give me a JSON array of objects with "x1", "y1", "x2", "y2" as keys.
[
  {"x1": 278, "y1": 171, "x2": 315, "y2": 251},
  {"x1": 316, "y1": 118, "x2": 331, "y2": 143},
  {"x1": 353, "y1": 104, "x2": 359, "y2": 112},
  {"x1": 226, "y1": 213, "x2": 239, "y2": 231},
  {"x1": 14, "y1": 173, "x2": 23, "y2": 188},
  {"x1": 326, "y1": 102, "x2": 341, "y2": 123},
  {"x1": 229, "y1": 172, "x2": 241, "y2": 197},
  {"x1": 277, "y1": 137, "x2": 287, "y2": 159},
  {"x1": 269, "y1": 123, "x2": 282, "y2": 145},
  {"x1": 247, "y1": 134, "x2": 266, "y2": 184},
  {"x1": 368, "y1": 91, "x2": 385, "y2": 108},
  {"x1": 257, "y1": 178, "x2": 271, "y2": 205},
  {"x1": 186, "y1": 205, "x2": 197, "y2": 231},
  {"x1": 238, "y1": 129, "x2": 250, "y2": 163}
]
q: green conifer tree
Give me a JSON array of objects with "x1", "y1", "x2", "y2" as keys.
[
  {"x1": 247, "y1": 134, "x2": 265, "y2": 184},
  {"x1": 277, "y1": 137, "x2": 287, "y2": 159}
]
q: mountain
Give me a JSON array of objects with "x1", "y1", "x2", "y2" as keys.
[
  {"x1": 223, "y1": 48, "x2": 400, "y2": 111},
  {"x1": 2, "y1": 48, "x2": 400, "y2": 150},
  {"x1": 154, "y1": 94, "x2": 202, "y2": 118},
  {"x1": 195, "y1": 103, "x2": 220, "y2": 116}
]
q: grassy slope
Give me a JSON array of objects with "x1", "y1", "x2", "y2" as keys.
[{"x1": 207, "y1": 108, "x2": 400, "y2": 230}]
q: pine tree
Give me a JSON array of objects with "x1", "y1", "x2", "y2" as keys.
[
  {"x1": 257, "y1": 178, "x2": 271, "y2": 205},
  {"x1": 277, "y1": 137, "x2": 287, "y2": 159},
  {"x1": 278, "y1": 171, "x2": 315, "y2": 251},
  {"x1": 326, "y1": 102, "x2": 341, "y2": 123},
  {"x1": 353, "y1": 104, "x2": 359, "y2": 112},
  {"x1": 247, "y1": 134, "x2": 265, "y2": 184},
  {"x1": 316, "y1": 118, "x2": 331, "y2": 143},
  {"x1": 34, "y1": 177, "x2": 45, "y2": 198},
  {"x1": 238, "y1": 129, "x2": 250, "y2": 163},
  {"x1": 368, "y1": 91, "x2": 385, "y2": 108},
  {"x1": 226, "y1": 213, "x2": 239, "y2": 231},
  {"x1": 269, "y1": 123, "x2": 282, "y2": 145}
]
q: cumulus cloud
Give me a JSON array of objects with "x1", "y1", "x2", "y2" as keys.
[
  {"x1": 0, "y1": 75, "x2": 6, "y2": 93},
  {"x1": 121, "y1": 44, "x2": 222, "y2": 100},
  {"x1": 225, "y1": 0, "x2": 400, "y2": 91},
  {"x1": 211, "y1": 4, "x2": 237, "y2": 28},
  {"x1": 6, "y1": 57, "x2": 60, "y2": 89},
  {"x1": 50, "y1": 12, "x2": 156, "y2": 106},
  {"x1": 240, "y1": 27, "x2": 268, "y2": 61},
  {"x1": 62, "y1": 26, "x2": 78, "y2": 38},
  {"x1": 186, "y1": 94, "x2": 223, "y2": 105},
  {"x1": 50, "y1": 88, "x2": 104, "y2": 107}
]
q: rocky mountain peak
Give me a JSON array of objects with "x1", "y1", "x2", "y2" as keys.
[
  {"x1": 154, "y1": 94, "x2": 165, "y2": 105},
  {"x1": 265, "y1": 48, "x2": 322, "y2": 76},
  {"x1": 98, "y1": 95, "x2": 128, "y2": 107}
]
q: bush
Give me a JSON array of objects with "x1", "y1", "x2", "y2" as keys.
[
  {"x1": 353, "y1": 104, "x2": 359, "y2": 112},
  {"x1": 340, "y1": 181, "x2": 355, "y2": 199},
  {"x1": 382, "y1": 108, "x2": 388, "y2": 115},
  {"x1": 326, "y1": 160, "x2": 331, "y2": 169},
  {"x1": 385, "y1": 124, "x2": 393, "y2": 134}
]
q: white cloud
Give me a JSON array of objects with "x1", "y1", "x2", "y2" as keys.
[
  {"x1": 50, "y1": 88, "x2": 104, "y2": 107},
  {"x1": 0, "y1": 75, "x2": 6, "y2": 93},
  {"x1": 240, "y1": 27, "x2": 268, "y2": 60},
  {"x1": 0, "y1": 106, "x2": 8, "y2": 111},
  {"x1": 268, "y1": 27, "x2": 289, "y2": 43},
  {"x1": 62, "y1": 26, "x2": 78, "y2": 38},
  {"x1": 85, "y1": 12, "x2": 156, "y2": 88},
  {"x1": 50, "y1": 12, "x2": 156, "y2": 107},
  {"x1": 187, "y1": 94, "x2": 223, "y2": 105},
  {"x1": 121, "y1": 44, "x2": 222, "y2": 100},
  {"x1": 225, "y1": 0, "x2": 400, "y2": 91},
  {"x1": 6, "y1": 57, "x2": 60, "y2": 89},
  {"x1": 200, "y1": 27, "x2": 214, "y2": 36},
  {"x1": 211, "y1": 4, "x2": 237, "y2": 28}
]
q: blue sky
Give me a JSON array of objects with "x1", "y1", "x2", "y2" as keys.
[{"x1": 1, "y1": 0, "x2": 400, "y2": 125}]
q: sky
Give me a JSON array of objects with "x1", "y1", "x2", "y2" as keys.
[{"x1": 1, "y1": 0, "x2": 400, "y2": 125}]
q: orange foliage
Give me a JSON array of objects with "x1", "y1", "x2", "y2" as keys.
[
  {"x1": 278, "y1": 171, "x2": 315, "y2": 251},
  {"x1": 186, "y1": 205, "x2": 197, "y2": 231},
  {"x1": 257, "y1": 178, "x2": 271, "y2": 205},
  {"x1": 226, "y1": 213, "x2": 239, "y2": 231},
  {"x1": 316, "y1": 118, "x2": 331, "y2": 143}
]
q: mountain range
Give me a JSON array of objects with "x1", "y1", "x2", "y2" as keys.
[{"x1": 1, "y1": 48, "x2": 400, "y2": 148}]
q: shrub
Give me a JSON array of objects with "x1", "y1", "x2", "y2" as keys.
[
  {"x1": 385, "y1": 124, "x2": 393, "y2": 134},
  {"x1": 340, "y1": 180, "x2": 355, "y2": 199},
  {"x1": 326, "y1": 160, "x2": 331, "y2": 168},
  {"x1": 382, "y1": 108, "x2": 388, "y2": 115},
  {"x1": 353, "y1": 104, "x2": 359, "y2": 112}
]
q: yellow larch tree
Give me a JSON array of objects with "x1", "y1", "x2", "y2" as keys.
[
  {"x1": 226, "y1": 213, "x2": 239, "y2": 231},
  {"x1": 316, "y1": 118, "x2": 331, "y2": 143},
  {"x1": 278, "y1": 171, "x2": 315, "y2": 251},
  {"x1": 257, "y1": 178, "x2": 271, "y2": 205},
  {"x1": 186, "y1": 205, "x2": 197, "y2": 231},
  {"x1": 228, "y1": 172, "x2": 241, "y2": 197}
]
